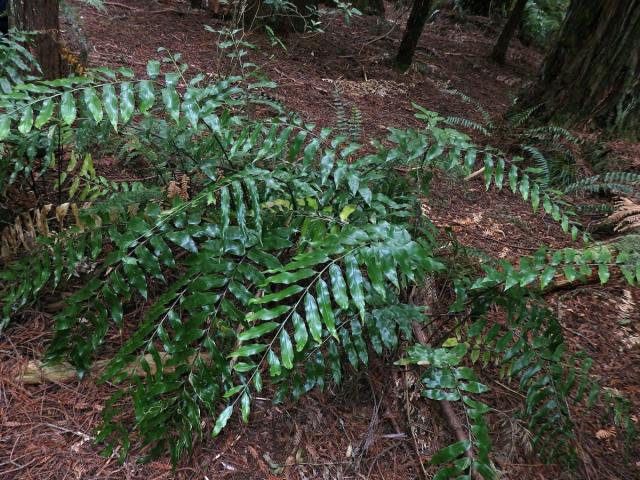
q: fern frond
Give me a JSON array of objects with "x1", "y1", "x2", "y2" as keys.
[
  {"x1": 508, "y1": 104, "x2": 542, "y2": 129},
  {"x1": 565, "y1": 172, "x2": 640, "y2": 196},
  {"x1": 248, "y1": 91, "x2": 287, "y2": 114},
  {"x1": 444, "y1": 88, "x2": 493, "y2": 129},
  {"x1": 333, "y1": 88, "x2": 349, "y2": 135},
  {"x1": 445, "y1": 116, "x2": 490, "y2": 136},
  {"x1": 523, "y1": 125, "x2": 577, "y2": 144},
  {"x1": 604, "y1": 198, "x2": 640, "y2": 233},
  {"x1": 575, "y1": 203, "x2": 613, "y2": 215},
  {"x1": 348, "y1": 105, "x2": 363, "y2": 142},
  {"x1": 0, "y1": 33, "x2": 41, "y2": 89},
  {"x1": 521, "y1": 145, "x2": 550, "y2": 188}
]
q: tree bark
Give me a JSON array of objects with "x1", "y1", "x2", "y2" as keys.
[
  {"x1": 523, "y1": 0, "x2": 640, "y2": 139},
  {"x1": 491, "y1": 0, "x2": 527, "y2": 64},
  {"x1": 9, "y1": 0, "x2": 62, "y2": 79},
  {"x1": 1, "y1": 0, "x2": 8, "y2": 34},
  {"x1": 394, "y1": 0, "x2": 432, "y2": 71}
]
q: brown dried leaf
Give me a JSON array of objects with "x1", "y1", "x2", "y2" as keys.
[
  {"x1": 595, "y1": 427, "x2": 616, "y2": 440},
  {"x1": 56, "y1": 203, "x2": 70, "y2": 227},
  {"x1": 167, "y1": 180, "x2": 179, "y2": 199}
]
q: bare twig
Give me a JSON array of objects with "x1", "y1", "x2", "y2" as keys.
[
  {"x1": 466, "y1": 230, "x2": 539, "y2": 252},
  {"x1": 464, "y1": 167, "x2": 485, "y2": 181},
  {"x1": 103, "y1": 1, "x2": 139, "y2": 10},
  {"x1": 42, "y1": 422, "x2": 94, "y2": 441}
]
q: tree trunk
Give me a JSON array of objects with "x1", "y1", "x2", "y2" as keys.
[
  {"x1": 9, "y1": 0, "x2": 62, "y2": 79},
  {"x1": 352, "y1": 0, "x2": 384, "y2": 16},
  {"x1": 491, "y1": 0, "x2": 527, "y2": 64},
  {"x1": 1, "y1": 0, "x2": 8, "y2": 34},
  {"x1": 394, "y1": 0, "x2": 432, "y2": 71},
  {"x1": 523, "y1": 0, "x2": 640, "y2": 139}
]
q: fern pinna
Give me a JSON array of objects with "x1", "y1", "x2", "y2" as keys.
[{"x1": 0, "y1": 42, "x2": 637, "y2": 478}]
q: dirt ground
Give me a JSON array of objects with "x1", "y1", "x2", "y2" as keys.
[{"x1": 1, "y1": 1, "x2": 639, "y2": 479}]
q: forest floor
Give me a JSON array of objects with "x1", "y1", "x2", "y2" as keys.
[{"x1": 1, "y1": 0, "x2": 639, "y2": 479}]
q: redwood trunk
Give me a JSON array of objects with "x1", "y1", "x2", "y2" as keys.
[
  {"x1": 523, "y1": 0, "x2": 640, "y2": 139},
  {"x1": 9, "y1": 0, "x2": 62, "y2": 79},
  {"x1": 491, "y1": 0, "x2": 527, "y2": 64},
  {"x1": 394, "y1": 0, "x2": 432, "y2": 71}
]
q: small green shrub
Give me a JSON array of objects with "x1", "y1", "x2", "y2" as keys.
[
  {"x1": 0, "y1": 40, "x2": 636, "y2": 478},
  {"x1": 521, "y1": 0, "x2": 570, "y2": 48}
]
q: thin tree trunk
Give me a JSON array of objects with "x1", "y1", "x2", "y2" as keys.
[
  {"x1": 394, "y1": 0, "x2": 432, "y2": 71},
  {"x1": 491, "y1": 0, "x2": 527, "y2": 64},
  {"x1": 9, "y1": 0, "x2": 61, "y2": 79},
  {"x1": 1, "y1": 0, "x2": 8, "y2": 34},
  {"x1": 523, "y1": 0, "x2": 640, "y2": 139}
]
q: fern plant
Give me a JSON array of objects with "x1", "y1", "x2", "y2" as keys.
[
  {"x1": 521, "y1": 0, "x2": 570, "y2": 48},
  {"x1": 442, "y1": 89, "x2": 583, "y2": 191},
  {"x1": 333, "y1": 88, "x2": 363, "y2": 143},
  {"x1": 563, "y1": 171, "x2": 640, "y2": 234},
  {"x1": 0, "y1": 50, "x2": 637, "y2": 479},
  {"x1": 565, "y1": 171, "x2": 640, "y2": 198}
]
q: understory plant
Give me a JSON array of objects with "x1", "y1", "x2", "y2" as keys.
[{"x1": 0, "y1": 37, "x2": 637, "y2": 478}]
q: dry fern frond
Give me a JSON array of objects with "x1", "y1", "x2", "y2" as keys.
[
  {"x1": 167, "y1": 175, "x2": 190, "y2": 201},
  {"x1": 617, "y1": 289, "x2": 636, "y2": 325},
  {"x1": 167, "y1": 180, "x2": 180, "y2": 199},
  {"x1": 495, "y1": 415, "x2": 533, "y2": 461},
  {"x1": 60, "y1": 44, "x2": 87, "y2": 76},
  {"x1": 595, "y1": 427, "x2": 616, "y2": 440},
  {"x1": 179, "y1": 174, "x2": 190, "y2": 201},
  {"x1": 1, "y1": 203, "x2": 87, "y2": 261},
  {"x1": 605, "y1": 197, "x2": 640, "y2": 233}
]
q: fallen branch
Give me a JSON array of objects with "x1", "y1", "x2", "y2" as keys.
[
  {"x1": 542, "y1": 271, "x2": 600, "y2": 295},
  {"x1": 15, "y1": 352, "x2": 210, "y2": 384},
  {"x1": 103, "y1": 2, "x2": 185, "y2": 15},
  {"x1": 15, "y1": 359, "x2": 109, "y2": 384}
]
